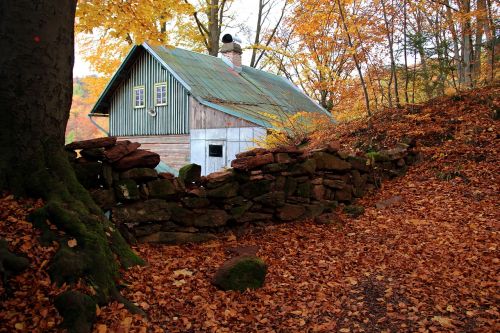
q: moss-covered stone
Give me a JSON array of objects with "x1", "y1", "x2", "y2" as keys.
[
  {"x1": 213, "y1": 255, "x2": 267, "y2": 291},
  {"x1": 365, "y1": 151, "x2": 390, "y2": 162},
  {"x1": 313, "y1": 152, "x2": 351, "y2": 171},
  {"x1": 114, "y1": 179, "x2": 140, "y2": 201},
  {"x1": 344, "y1": 205, "x2": 365, "y2": 218},
  {"x1": 240, "y1": 180, "x2": 272, "y2": 198},
  {"x1": 48, "y1": 247, "x2": 87, "y2": 286},
  {"x1": 137, "y1": 231, "x2": 216, "y2": 244},
  {"x1": 181, "y1": 197, "x2": 210, "y2": 209},
  {"x1": 166, "y1": 202, "x2": 197, "y2": 226},
  {"x1": 54, "y1": 290, "x2": 96, "y2": 333},
  {"x1": 147, "y1": 179, "x2": 176, "y2": 199},
  {"x1": 120, "y1": 168, "x2": 158, "y2": 182},
  {"x1": 277, "y1": 204, "x2": 306, "y2": 221},
  {"x1": 284, "y1": 177, "x2": 297, "y2": 196},
  {"x1": 296, "y1": 182, "x2": 311, "y2": 198},
  {"x1": 178, "y1": 163, "x2": 201, "y2": 184},
  {"x1": 262, "y1": 163, "x2": 288, "y2": 173},
  {"x1": 254, "y1": 191, "x2": 285, "y2": 207},
  {"x1": 0, "y1": 238, "x2": 30, "y2": 282},
  {"x1": 72, "y1": 161, "x2": 102, "y2": 189},
  {"x1": 230, "y1": 201, "x2": 253, "y2": 218},
  {"x1": 207, "y1": 182, "x2": 239, "y2": 198}
]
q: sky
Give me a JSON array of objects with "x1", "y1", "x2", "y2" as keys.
[{"x1": 73, "y1": 1, "x2": 264, "y2": 77}]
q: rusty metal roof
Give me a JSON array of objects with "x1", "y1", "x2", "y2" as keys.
[{"x1": 91, "y1": 43, "x2": 331, "y2": 127}]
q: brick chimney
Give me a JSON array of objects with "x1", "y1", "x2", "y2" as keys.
[{"x1": 220, "y1": 34, "x2": 242, "y2": 70}]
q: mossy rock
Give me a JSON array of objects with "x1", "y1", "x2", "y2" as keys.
[
  {"x1": 207, "y1": 182, "x2": 239, "y2": 198},
  {"x1": 240, "y1": 180, "x2": 272, "y2": 198},
  {"x1": 213, "y1": 255, "x2": 267, "y2": 291},
  {"x1": 114, "y1": 179, "x2": 140, "y2": 201},
  {"x1": 365, "y1": 151, "x2": 390, "y2": 162},
  {"x1": 54, "y1": 290, "x2": 96, "y2": 333},
  {"x1": 344, "y1": 205, "x2": 365, "y2": 218},
  {"x1": 48, "y1": 247, "x2": 87, "y2": 286},
  {"x1": 296, "y1": 182, "x2": 311, "y2": 198},
  {"x1": 0, "y1": 238, "x2": 30, "y2": 280},
  {"x1": 181, "y1": 197, "x2": 210, "y2": 209},
  {"x1": 178, "y1": 163, "x2": 201, "y2": 184},
  {"x1": 147, "y1": 179, "x2": 176, "y2": 199},
  {"x1": 72, "y1": 161, "x2": 102, "y2": 189}
]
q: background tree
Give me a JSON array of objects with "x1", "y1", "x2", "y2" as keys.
[{"x1": 0, "y1": 0, "x2": 143, "y2": 331}]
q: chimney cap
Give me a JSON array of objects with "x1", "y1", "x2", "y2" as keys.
[{"x1": 222, "y1": 33, "x2": 242, "y2": 44}]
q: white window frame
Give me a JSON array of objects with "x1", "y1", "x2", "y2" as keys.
[
  {"x1": 133, "y1": 85, "x2": 145, "y2": 109},
  {"x1": 154, "y1": 82, "x2": 168, "y2": 106}
]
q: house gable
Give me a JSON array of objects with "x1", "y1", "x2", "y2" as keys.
[{"x1": 106, "y1": 48, "x2": 190, "y2": 136}]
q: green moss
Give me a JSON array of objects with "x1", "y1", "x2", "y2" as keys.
[
  {"x1": 48, "y1": 247, "x2": 87, "y2": 286},
  {"x1": 343, "y1": 205, "x2": 365, "y2": 218},
  {"x1": 54, "y1": 291, "x2": 96, "y2": 333},
  {"x1": 213, "y1": 256, "x2": 267, "y2": 291},
  {"x1": 296, "y1": 182, "x2": 311, "y2": 198},
  {"x1": 365, "y1": 151, "x2": 390, "y2": 162}
]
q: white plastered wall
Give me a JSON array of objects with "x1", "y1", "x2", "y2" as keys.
[{"x1": 190, "y1": 127, "x2": 267, "y2": 175}]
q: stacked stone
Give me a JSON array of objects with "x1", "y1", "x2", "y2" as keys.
[{"x1": 66, "y1": 137, "x2": 418, "y2": 245}]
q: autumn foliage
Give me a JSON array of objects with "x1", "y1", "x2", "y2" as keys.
[{"x1": 4, "y1": 86, "x2": 496, "y2": 331}]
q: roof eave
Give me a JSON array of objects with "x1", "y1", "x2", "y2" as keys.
[{"x1": 89, "y1": 45, "x2": 141, "y2": 115}]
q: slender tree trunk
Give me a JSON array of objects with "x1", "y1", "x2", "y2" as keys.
[
  {"x1": 445, "y1": 0, "x2": 463, "y2": 89},
  {"x1": 336, "y1": 0, "x2": 371, "y2": 116},
  {"x1": 0, "y1": 1, "x2": 143, "y2": 330},
  {"x1": 460, "y1": 0, "x2": 473, "y2": 87},
  {"x1": 381, "y1": 0, "x2": 400, "y2": 107},
  {"x1": 403, "y1": 0, "x2": 410, "y2": 104},
  {"x1": 250, "y1": 0, "x2": 264, "y2": 68},
  {"x1": 207, "y1": 0, "x2": 220, "y2": 56},
  {"x1": 473, "y1": 0, "x2": 486, "y2": 84}
]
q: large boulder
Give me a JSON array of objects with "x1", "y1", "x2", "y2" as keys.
[
  {"x1": 213, "y1": 255, "x2": 268, "y2": 291},
  {"x1": 178, "y1": 163, "x2": 202, "y2": 184},
  {"x1": 111, "y1": 199, "x2": 170, "y2": 224},
  {"x1": 104, "y1": 140, "x2": 141, "y2": 162},
  {"x1": 65, "y1": 137, "x2": 116, "y2": 150},
  {"x1": 313, "y1": 152, "x2": 351, "y2": 171},
  {"x1": 54, "y1": 291, "x2": 96, "y2": 333},
  {"x1": 112, "y1": 149, "x2": 160, "y2": 170}
]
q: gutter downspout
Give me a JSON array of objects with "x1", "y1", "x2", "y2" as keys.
[{"x1": 88, "y1": 114, "x2": 109, "y2": 136}]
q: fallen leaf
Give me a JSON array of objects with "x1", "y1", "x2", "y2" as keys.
[{"x1": 67, "y1": 238, "x2": 77, "y2": 248}]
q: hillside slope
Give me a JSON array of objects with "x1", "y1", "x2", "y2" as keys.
[
  {"x1": 91, "y1": 86, "x2": 498, "y2": 332},
  {"x1": 1, "y1": 86, "x2": 498, "y2": 332}
]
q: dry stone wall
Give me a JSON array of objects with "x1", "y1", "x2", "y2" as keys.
[{"x1": 66, "y1": 137, "x2": 418, "y2": 245}]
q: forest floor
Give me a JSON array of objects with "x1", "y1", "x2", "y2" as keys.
[{"x1": 1, "y1": 86, "x2": 498, "y2": 332}]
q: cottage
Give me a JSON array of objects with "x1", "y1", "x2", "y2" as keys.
[{"x1": 89, "y1": 34, "x2": 329, "y2": 175}]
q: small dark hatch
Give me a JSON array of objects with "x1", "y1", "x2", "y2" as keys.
[{"x1": 209, "y1": 144, "x2": 223, "y2": 157}]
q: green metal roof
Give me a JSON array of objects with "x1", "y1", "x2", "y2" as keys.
[{"x1": 91, "y1": 43, "x2": 331, "y2": 127}]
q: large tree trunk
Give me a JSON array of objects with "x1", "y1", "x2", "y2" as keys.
[{"x1": 0, "y1": 1, "x2": 143, "y2": 331}]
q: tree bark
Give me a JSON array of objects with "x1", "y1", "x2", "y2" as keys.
[
  {"x1": 336, "y1": 0, "x2": 371, "y2": 117},
  {"x1": 0, "y1": 0, "x2": 143, "y2": 330}
]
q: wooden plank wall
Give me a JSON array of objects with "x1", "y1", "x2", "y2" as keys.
[
  {"x1": 119, "y1": 135, "x2": 190, "y2": 170},
  {"x1": 189, "y1": 96, "x2": 256, "y2": 129}
]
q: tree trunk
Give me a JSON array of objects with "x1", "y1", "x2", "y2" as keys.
[
  {"x1": 336, "y1": 0, "x2": 371, "y2": 117},
  {"x1": 0, "y1": 0, "x2": 143, "y2": 330}
]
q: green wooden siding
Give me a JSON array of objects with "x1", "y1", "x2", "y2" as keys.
[{"x1": 109, "y1": 51, "x2": 189, "y2": 136}]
